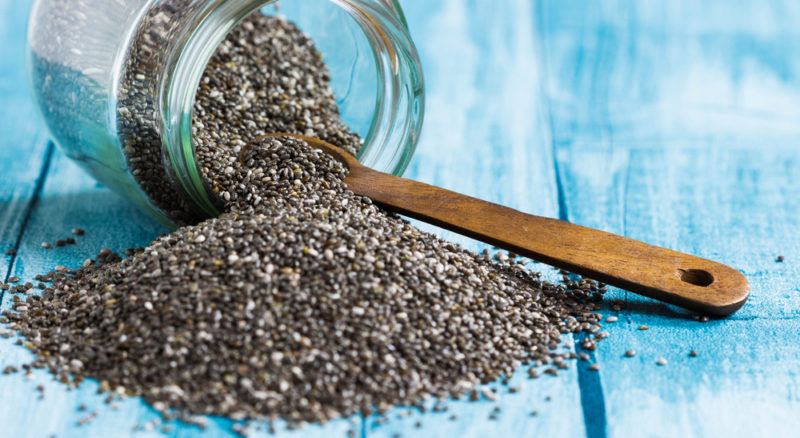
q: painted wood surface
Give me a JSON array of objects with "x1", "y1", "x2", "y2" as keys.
[
  {"x1": 1, "y1": 0, "x2": 799, "y2": 437},
  {"x1": 536, "y1": 2, "x2": 800, "y2": 436}
]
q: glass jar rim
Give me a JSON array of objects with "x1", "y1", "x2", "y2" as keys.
[{"x1": 159, "y1": 0, "x2": 425, "y2": 219}]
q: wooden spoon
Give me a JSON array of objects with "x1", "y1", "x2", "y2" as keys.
[{"x1": 253, "y1": 134, "x2": 750, "y2": 316}]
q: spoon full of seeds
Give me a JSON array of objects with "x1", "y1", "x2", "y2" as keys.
[{"x1": 246, "y1": 133, "x2": 750, "y2": 316}]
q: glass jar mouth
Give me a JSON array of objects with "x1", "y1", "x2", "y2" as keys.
[{"x1": 160, "y1": 0, "x2": 425, "y2": 219}]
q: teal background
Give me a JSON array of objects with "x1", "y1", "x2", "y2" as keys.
[{"x1": 2, "y1": 0, "x2": 799, "y2": 436}]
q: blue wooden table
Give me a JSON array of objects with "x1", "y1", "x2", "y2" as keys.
[{"x1": 2, "y1": 1, "x2": 799, "y2": 436}]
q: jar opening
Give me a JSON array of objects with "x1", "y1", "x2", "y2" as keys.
[{"x1": 161, "y1": 0, "x2": 424, "y2": 220}]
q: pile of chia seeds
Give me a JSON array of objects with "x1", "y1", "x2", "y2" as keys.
[{"x1": 4, "y1": 13, "x2": 605, "y2": 427}]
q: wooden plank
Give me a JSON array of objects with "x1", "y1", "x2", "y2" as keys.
[
  {"x1": 366, "y1": 1, "x2": 586, "y2": 437},
  {"x1": 537, "y1": 0, "x2": 800, "y2": 435},
  {"x1": 0, "y1": 0, "x2": 50, "y2": 278},
  {"x1": 556, "y1": 147, "x2": 800, "y2": 436}
]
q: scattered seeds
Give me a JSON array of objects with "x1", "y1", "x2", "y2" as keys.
[
  {"x1": 689, "y1": 350, "x2": 698, "y2": 358},
  {"x1": 656, "y1": 357, "x2": 668, "y2": 366},
  {"x1": 624, "y1": 349, "x2": 636, "y2": 358},
  {"x1": 588, "y1": 364, "x2": 601, "y2": 372},
  {"x1": 605, "y1": 316, "x2": 618, "y2": 323},
  {"x1": 776, "y1": 255, "x2": 784, "y2": 263},
  {"x1": 638, "y1": 325, "x2": 649, "y2": 331}
]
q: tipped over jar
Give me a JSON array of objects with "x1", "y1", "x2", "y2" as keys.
[{"x1": 28, "y1": 0, "x2": 424, "y2": 225}]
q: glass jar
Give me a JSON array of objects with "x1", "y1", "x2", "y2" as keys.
[{"x1": 28, "y1": 0, "x2": 424, "y2": 226}]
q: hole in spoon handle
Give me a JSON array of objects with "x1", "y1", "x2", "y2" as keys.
[{"x1": 678, "y1": 269, "x2": 715, "y2": 287}]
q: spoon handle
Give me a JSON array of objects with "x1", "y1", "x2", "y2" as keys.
[{"x1": 346, "y1": 165, "x2": 749, "y2": 316}]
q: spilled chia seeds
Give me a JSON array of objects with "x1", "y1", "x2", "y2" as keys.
[{"x1": 3, "y1": 13, "x2": 606, "y2": 428}]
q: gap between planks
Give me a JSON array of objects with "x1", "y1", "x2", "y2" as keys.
[{"x1": 1, "y1": 142, "x2": 55, "y2": 301}]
